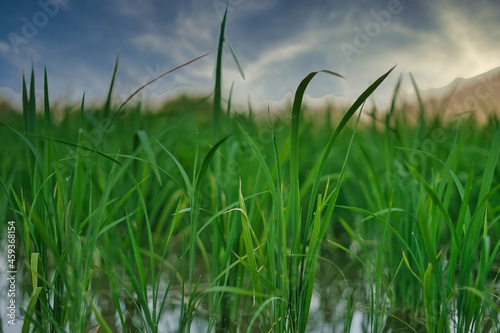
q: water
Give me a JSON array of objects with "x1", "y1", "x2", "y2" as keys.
[{"x1": 1, "y1": 239, "x2": 499, "y2": 332}]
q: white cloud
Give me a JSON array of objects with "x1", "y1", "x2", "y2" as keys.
[
  {"x1": 107, "y1": 0, "x2": 156, "y2": 20},
  {"x1": 4, "y1": 0, "x2": 499, "y2": 112},
  {"x1": 0, "y1": 41, "x2": 10, "y2": 54},
  {"x1": 384, "y1": 2, "x2": 500, "y2": 96},
  {"x1": 132, "y1": 33, "x2": 172, "y2": 55},
  {"x1": 221, "y1": 38, "x2": 316, "y2": 101},
  {"x1": 322, "y1": 1, "x2": 500, "y2": 104},
  {"x1": 251, "y1": 41, "x2": 312, "y2": 69},
  {"x1": 132, "y1": 7, "x2": 219, "y2": 61}
]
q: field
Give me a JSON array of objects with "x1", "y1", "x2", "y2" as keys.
[{"x1": 1, "y1": 11, "x2": 500, "y2": 333}]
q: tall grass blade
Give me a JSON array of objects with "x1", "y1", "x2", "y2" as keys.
[
  {"x1": 225, "y1": 39, "x2": 245, "y2": 80},
  {"x1": 306, "y1": 66, "x2": 396, "y2": 223},
  {"x1": 116, "y1": 52, "x2": 212, "y2": 114},
  {"x1": 409, "y1": 72, "x2": 426, "y2": 126},
  {"x1": 135, "y1": 130, "x2": 162, "y2": 185},
  {"x1": 213, "y1": 1, "x2": 228, "y2": 138},
  {"x1": 103, "y1": 53, "x2": 119, "y2": 117}
]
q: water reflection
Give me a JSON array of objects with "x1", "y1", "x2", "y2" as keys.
[{"x1": 1, "y1": 240, "x2": 499, "y2": 332}]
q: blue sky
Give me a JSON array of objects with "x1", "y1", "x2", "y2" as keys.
[{"x1": 1, "y1": 0, "x2": 499, "y2": 109}]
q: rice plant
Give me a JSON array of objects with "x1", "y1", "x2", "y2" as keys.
[{"x1": 0, "y1": 2, "x2": 499, "y2": 332}]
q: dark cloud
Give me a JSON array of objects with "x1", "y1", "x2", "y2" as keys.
[{"x1": 0, "y1": 0, "x2": 499, "y2": 108}]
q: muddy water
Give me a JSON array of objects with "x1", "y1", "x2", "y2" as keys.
[
  {"x1": 86, "y1": 246, "x2": 427, "y2": 332},
  {"x1": 1, "y1": 238, "x2": 499, "y2": 332}
]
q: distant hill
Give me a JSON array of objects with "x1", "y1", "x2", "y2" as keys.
[{"x1": 402, "y1": 67, "x2": 500, "y2": 122}]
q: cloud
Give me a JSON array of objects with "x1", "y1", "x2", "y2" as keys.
[
  {"x1": 229, "y1": 41, "x2": 312, "y2": 97},
  {"x1": 383, "y1": 1, "x2": 500, "y2": 95},
  {"x1": 315, "y1": 0, "x2": 500, "y2": 103},
  {"x1": 432, "y1": 3, "x2": 500, "y2": 73},
  {"x1": 131, "y1": 5, "x2": 220, "y2": 60},
  {"x1": 222, "y1": 22, "x2": 351, "y2": 104},
  {"x1": 1, "y1": 0, "x2": 499, "y2": 111},
  {"x1": 106, "y1": 0, "x2": 157, "y2": 22},
  {"x1": 125, "y1": 9, "x2": 221, "y2": 99},
  {"x1": 251, "y1": 41, "x2": 313, "y2": 69},
  {"x1": 0, "y1": 41, "x2": 10, "y2": 54}
]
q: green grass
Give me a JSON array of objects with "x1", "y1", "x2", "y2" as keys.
[{"x1": 1, "y1": 6, "x2": 499, "y2": 333}]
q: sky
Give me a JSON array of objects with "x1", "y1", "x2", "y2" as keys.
[{"x1": 1, "y1": 0, "x2": 500, "y2": 110}]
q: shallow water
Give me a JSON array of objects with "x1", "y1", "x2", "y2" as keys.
[{"x1": 1, "y1": 237, "x2": 499, "y2": 332}]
